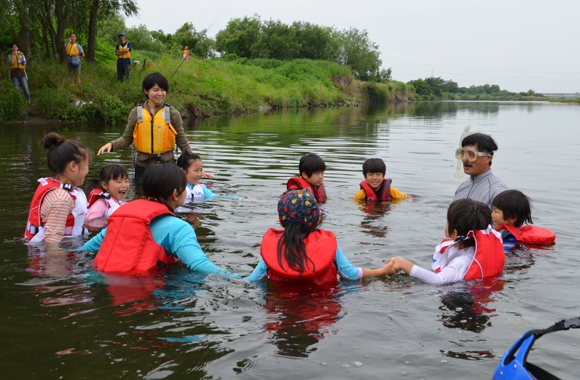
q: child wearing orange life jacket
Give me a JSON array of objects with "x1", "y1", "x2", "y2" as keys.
[
  {"x1": 80, "y1": 163, "x2": 237, "y2": 276},
  {"x1": 353, "y1": 158, "x2": 411, "y2": 202},
  {"x1": 85, "y1": 164, "x2": 130, "y2": 224},
  {"x1": 385, "y1": 199, "x2": 505, "y2": 284},
  {"x1": 244, "y1": 190, "x2": 391, "y2": 284},
  {"x1": 286, "y1": 153, "x2": 327, "y2": 203},
  {"x1": 24, "y1": 133, "x2": 90, "y2": 244},
  {"x1": 492, "y1": 190, "x2": 555, "y2": 251}
]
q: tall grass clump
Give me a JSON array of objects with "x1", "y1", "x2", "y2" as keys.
[{"x1": 0, "y1": 82, "x2": 27, "y2": 121}]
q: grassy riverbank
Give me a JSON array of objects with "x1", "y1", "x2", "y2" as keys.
[{"x1": 0, "y1": 55, "x2": 414, "y2": 122}]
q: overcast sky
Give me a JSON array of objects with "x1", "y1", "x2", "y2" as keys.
[{"x1": 126, "y1": 0, "x2": 580, "y2": 93}]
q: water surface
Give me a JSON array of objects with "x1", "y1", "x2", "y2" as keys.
[{"x1": 1, "y1": 101, "x2": 579, "y2": 379}]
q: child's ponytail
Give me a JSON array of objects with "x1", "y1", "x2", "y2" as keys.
[
  {"x1": 276, "y1": 190, "x2": 320, "y2": 275},
  {"x1": 448, "y1": 199, "x2": 492, "y2": 249},
  {"x1": 40, "y1": 132, "x2": 89, "y2": 175}
]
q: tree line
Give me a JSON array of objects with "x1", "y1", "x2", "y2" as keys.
[
  {"x1": 2, "y1": 2, "x2": 390, "y2": 82},
  {"x1": 408, "y1": 77, "x2": 542, "y2": 98}
]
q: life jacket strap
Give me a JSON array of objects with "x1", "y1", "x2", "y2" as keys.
[
  {"x1": 137, "y1": 104, "x2": 144, "y2": 123},
  {"x1": 28, "y1": 225, "x2": 40, "y2": 235},
  {"x1": 163, "y1": 104, "x2": 171, "y2": 124}
]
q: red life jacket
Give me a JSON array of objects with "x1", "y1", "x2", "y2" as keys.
[
  {"x1": 87, "y1": 188, "x2": 125, "y2": 218},
  {"x1": 360, "y1": 179, "x2": 392, "y2": 201},
  {"x1": 495, "y1": 224, "x2": 556, "y2": 245},
  {"x1": 261, "y1": 228, "x2": 338, "y2": 285},
  {"x1": 94, "y1": 199, "x2": 178, "y2": 274},
  {"x1": 287, "y1": 177, "x2": 327, "y2": 203},
  {"x1": 24, "y1": 177, "x2": 87, "y2": 243},
  {"x1": 463, "y1": 227, "x2": 505, "y2": 281}
]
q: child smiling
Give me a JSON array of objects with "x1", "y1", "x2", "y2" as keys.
[{"x1": 354, "y1": 158, "x2": 411, "y2": 201}]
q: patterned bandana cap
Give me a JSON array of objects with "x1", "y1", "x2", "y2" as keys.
[{"x1": 278, "y1": 190, "x2": 319, "y2": 229}]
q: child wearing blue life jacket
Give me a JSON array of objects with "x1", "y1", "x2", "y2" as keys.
[
  {"x1": 80, "y1": 163, "x2": 238, "y2": 276},
  {"x1": 244, "y1": 190, "x2": 391, "y2": 284},
  {"x1": 286, "y1": 153, "x2": 327, "y2": 203},
  {"x1": 85, "y1": 164, "x2": 129, "y2": 222},
  {"x1": 24, "y1": 132, "x2": 90, "y2": 245},
  {"x1": 492, "y1": 190, "x2": 556, "y2": 250},
  {"x1": 385, "y1": 199, "x2": 505, "y2": 284},
  {"x1": 353, "y1": 158, "x2": 412, "y2": 202}
]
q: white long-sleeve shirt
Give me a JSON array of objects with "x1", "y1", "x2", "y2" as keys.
[{"x1": 409, "y1": 243, "x2": 475, "y2": 284}]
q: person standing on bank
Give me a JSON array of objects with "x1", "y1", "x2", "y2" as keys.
[
  {"x1": 8, "y1": 43, "x2": 31, "y2": 104},
  {"x1": 64, "y1": 33, "x2": 84, "y2": 84},
  {"x1": 115, "y1": 32, "x2": 132, "y2": 82},
  {"x1": 453, "y1": 133, "x2": 507, "y2": 209},
  {"x1": 97, "y1": 72, "x2": 210, "y2": 184}
]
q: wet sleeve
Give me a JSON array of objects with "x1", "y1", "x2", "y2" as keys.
[
  {"x1": 41, "y1": 190, "x2": 75, "y2": 244},
  {"x1": 390, "y1": 187, "x2": 408, "y2": 199},
  {"x1": 409, "y1": 254, "x2": 471, "y2": 284},
  {"x1": 353, "y1": 188, "x2": 366, "y2": 200},
  {"x1": 171, "y1": 107, "x2": 192, "y2": 154},
  {"x1": 244, "y1": 257, "x2": 269, "y2": 281},
  {"x1": 202, "y1": 186, "x2": 242, "y2": 200},
  {"x1": 111, "y1": 108, "x2": 137, "y2": 151},
  {"x1": 334, "y1": 244, "x2": 363, "y2": 280},
  {"x1": 80, "y1": 228, "x2": 107, "y2": 252},
  {"x1": 168, "y1": 219, "x2": 239, "y2": 277}
]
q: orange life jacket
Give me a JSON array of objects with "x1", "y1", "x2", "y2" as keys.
[
  {"x1": 260, "y1": 228, "x2": 338, "y2": 285},
  {"x1": 133, "y1": 104, "x2": 177, "y2": 154},
  {"x1": 24, "y1": 177, "x2": 87, "y2": 243},
  {"x1": 93, "y1": 199, "x2": 178, "y2": 274},
  {"x1": 360, "y1": 179, "x2": 392, "y2": 201},
  {"x1": 10, "y1": 53, "x2": 25, "y2": 69},
  {"x1": 286, "y1": 177, "x2": 327, "y2": 203},
  {"x1": 462, "y1": 228, "x2": 505, "y2": 280},
  {"x1": 495, "y1": 224, "x2": 556, "y2": 245},
  {"x1": 117, "y1": 43, "x2": 131, "y2": 59},
  {"x1": 87, "y1": 188, "x2": 125, "y2": 218}
]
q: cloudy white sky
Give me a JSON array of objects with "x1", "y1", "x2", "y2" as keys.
[{"x1": 126, "y1": 0, "x2": 580, "y2": 93}]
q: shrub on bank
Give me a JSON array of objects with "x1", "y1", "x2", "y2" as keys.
[{"x1": 0, "y1": 83, "x2": 27, "y2": 121}]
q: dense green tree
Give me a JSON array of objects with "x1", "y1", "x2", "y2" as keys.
[
  {"x1": 292, "y1": 21, "x2": 338, "y2": 61},
  {"x1": 336, "y1": 27, "x2": 382, "y2": 81},
  {"x1": 251, "y1": 19, "x2": 300, "y2": 60},
  {"x1": 407, "y1": 79, "x2": 432, "y2": 96},
  {"x1": 442, "y1": 79, "x2": 458, "y2": 93},
  {"x1": 489, "y1": 84, "x2": 500, "y2": 93},
  {"x1": 171, "y1": 22, "x2": 214, "y2": 59},
  {"x1": 215, "y1": 15, "x2": 261, "y2": 58},
  {"x1": 424, "y1": 76, "x2": 446, "y2": 96}
]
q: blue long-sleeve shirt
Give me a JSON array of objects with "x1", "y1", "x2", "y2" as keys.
[
  {"x1": 81, "y1": 214, "x2": 238, "y2": 277},
  {"x1": 244, "y1": 244, "x2": 363, "y2": 282}
]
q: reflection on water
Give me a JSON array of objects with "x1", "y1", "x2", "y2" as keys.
[{"x1": 1, "y1": 101, "x2": 580, "y2": 378}]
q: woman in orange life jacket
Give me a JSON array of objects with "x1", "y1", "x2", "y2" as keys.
[
  {"x1": 24, "y1": 133, "x2": 90, "y2": 245},
  {"x1": 84, "y1": 164, "x2": 130, "y2": 230},
  {"x1": 80, "y1": 163, "x2": 238, "y2": 277},
  {"x1": 8, "y1": 42, "x2": 31, "y2": 104},
  {"x1": 96, "y1": 72, "x2": 212, "y2": 184},
  {"x1": 244, "y1": 190, "x2": 391, "y2": 284},
  {"x1": 385, "y1": 198, "x2": 505, "y2": 284},
  {"x1": 492, "y1": 190, "x2": 555, "y2": 251}
]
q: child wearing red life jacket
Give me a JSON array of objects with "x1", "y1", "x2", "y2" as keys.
[
  {"x1": 492, "y1": 190, "x2": 556, "y2": 251},
  {"x1": 80, "y1": 163, "x2": 238, "y2": 277},
  {"x1": 85, "y1": 164, "x2": 130, "y2": 228},
  {"x1": 24, "y1": 132, "x2": 90, "y2": 244},
  {"x1": 286, "y1": 153, "x2": 327, "y2": 204},
  {"x1": 244, "y1": 190, "x2": 391, "y2": 284},
  {"x1": 385, "y1": 199, "x2": 505, "y2": 284},
  {"x1": 353, "y1": 158, "x2": 412, "y2": 202}
]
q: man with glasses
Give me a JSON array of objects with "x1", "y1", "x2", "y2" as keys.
[{"x1": 453, "y1": 133, "x2": 507, "y2": 209}]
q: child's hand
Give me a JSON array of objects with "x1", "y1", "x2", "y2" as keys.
[
  {"x1": 383, "y1": 258, "x2": 398, "y2": 276},
  {"x1": 201, "y1": 171, "x2": 214, "y2": 179},
  {"x1": 406, "y1": 195, "x2": 413, "y2": 202}
]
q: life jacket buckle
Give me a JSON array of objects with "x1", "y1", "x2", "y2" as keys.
[{"x1": 28, "y1": 225, "x2": 39, "y2": 235}]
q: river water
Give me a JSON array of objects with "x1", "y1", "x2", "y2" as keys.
[{"x1": 1, "y1": 101, "x2": 579, "y2": 379}]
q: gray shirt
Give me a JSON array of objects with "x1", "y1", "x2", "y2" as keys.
[{"x1": 453, "y1": 169, "x2": 507, "y2": 209}]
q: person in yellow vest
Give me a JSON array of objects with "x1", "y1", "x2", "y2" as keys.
[
  {"x1": 97, "y1": 72, "x2": 212, "y2": 183},
  {"x1": 64, "y1": 33, "x2": 85, "y2": 84},
  {"x1": 183, "y1": 46, "x2": 190, "y2": 60},
  {"x1": 115, "y1": 32, "x2": 132, "y2": 82},
  {"x1": 8, "y1": 43, "x2": 31, "y2": 104}
]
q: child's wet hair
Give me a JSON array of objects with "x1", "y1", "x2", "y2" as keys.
[
  {"x1": 363, "y1": 158, "x2": 386, "y2": 176},
  {"x1": 299, "y1": 153, "x2": 325, "y2": 177},
  {"x1": 141, "y1": 163, "x2": 187, "y2": 209},
  {"x1": 40, "y1": 132, "x2": 90, "y2": 175},
  {"x1": 492, "y1": 190, "x2": 533, "y2": 227},
  {"x1": 447, "y1": 199, "x2": 491, "y2": 246},
  {"x1": 176, "y1": 151, "x2": 201, "y2": 171},
  {"x1": 143, "y1": 72, "x2": 169, "y2": 98},
  {"x1": 85, "y1": 164, "x2": 129, "y2": 193}
]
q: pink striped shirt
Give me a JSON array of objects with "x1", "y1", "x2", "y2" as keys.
[{"x1": 40, "y1": 188, "x2": 74, "y2": 243}]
